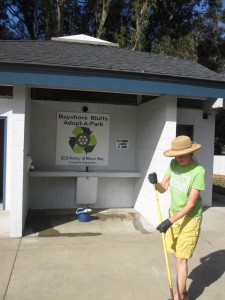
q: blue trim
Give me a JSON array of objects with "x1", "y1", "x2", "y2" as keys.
[
  {"x1": 0, "y1": 67, "x2": 225, "y2": 98},
  {"x1": 0, "y1": 117, "x2": 7, "y2": 210}
]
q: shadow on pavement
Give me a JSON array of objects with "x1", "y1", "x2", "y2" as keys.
[
  {"x1": 23, "y1": 208, "x2": 152, "y2": 237},
  {"x1": 212, "y1": 192, "x2": 225, "y2": 207},
  {"x1": 188, "y1": 249, "x2": 225, "y2": 299},
  {"x1": 23, "y1": 209, "x2": 101, "y2": 237}
]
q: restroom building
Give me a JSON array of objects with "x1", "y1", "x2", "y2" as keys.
[{"x1": 0, "y1": 35, "x2": 225, "y2": 237}]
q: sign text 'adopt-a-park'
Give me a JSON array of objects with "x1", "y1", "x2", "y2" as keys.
[{"x1": 56, "y1": 112, "x2": 110, "y2": 166}]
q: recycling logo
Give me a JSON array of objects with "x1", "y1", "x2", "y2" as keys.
[{"x1": 69, "y1": 127, "x2": 97, "y2": 154}]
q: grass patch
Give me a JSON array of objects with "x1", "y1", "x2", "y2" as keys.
[{"x1": 213, "y1": 174, "x2": 225, "y2": 195}]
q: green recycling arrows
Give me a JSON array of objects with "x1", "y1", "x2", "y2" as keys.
[{"x1": 69, "y1": 127, "x2": 97, "y2": 154}]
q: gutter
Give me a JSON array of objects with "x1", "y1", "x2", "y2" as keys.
[
  {"x1": 1, "y1": 61, "x2": 225, "y2": 88},
  {"x1": 1, "y1": 63, "x2": 225, "y2": 99}
]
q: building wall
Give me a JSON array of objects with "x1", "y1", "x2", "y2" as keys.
[
  {"x1": 0, "y1": 86, "x2": 31, "y2": 237},
  {"x1": 134, "y1": 100, "x2": 215, "y2": 226},
  {"x1": 213, "y1": 156, "x2": 225, "y2": 175},
  {"x1": 0, "y1": 97, "x2": 13, "y2": 210},
  {"x1": 30, "y1": 177, "x2": 136, "y2": 209},
  {"x1": 10, "y1": 85, "x2": 27, "y2": 237},
  {"x1": 1, "y1": 90, "x2": 216, "y2": 237},
  {"x1": 134, "y1": 95, "x2": 177, "y2": 226},
  {"x1": 22, "y1": 87, "x2": 31, "y2": 229},
  {"x1": 29, "y1": 100, "x2": 137, "y2": 209},
  {"x1": 0, "y1": 90, "x2": 216, "y2": 236},
  {"x1": 177, "y1": 108, "x2": 215, "y2": 207}
]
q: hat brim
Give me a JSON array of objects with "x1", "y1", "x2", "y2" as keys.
[{"x1": 163, "y1": 144, "x2": 201, "y2": 157}]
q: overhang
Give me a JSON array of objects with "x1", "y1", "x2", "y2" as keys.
[{"x1": 0, "y1": 64, "x2": 225, "y2": 99}]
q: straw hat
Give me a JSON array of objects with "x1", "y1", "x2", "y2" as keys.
[{"x1": 163, "y1": 135, "x2": 201, "y2": 157}]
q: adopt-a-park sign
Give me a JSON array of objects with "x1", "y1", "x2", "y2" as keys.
[{"x1": 56, "y1": 112, "x2": 110, "y2": 166}]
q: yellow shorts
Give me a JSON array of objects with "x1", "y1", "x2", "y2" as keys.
[{"x1": 165, "y1": 213, "x2": 202, "y2": 259}]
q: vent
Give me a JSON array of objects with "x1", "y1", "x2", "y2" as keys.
[{"x1": 51, "y1": 34, "x2": 119, "y2": 47}]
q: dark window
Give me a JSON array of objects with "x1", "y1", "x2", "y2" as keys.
[{"x1": 176, "y1": 125, "x2": 193, "y2": 140}]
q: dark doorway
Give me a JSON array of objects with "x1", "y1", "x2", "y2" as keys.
[
  {"x1": 176, "y1": 124, "x2": 194, "y2": 140},
  {"x1": 0, "y1": 118, "x2": 6, "y2": 209}
]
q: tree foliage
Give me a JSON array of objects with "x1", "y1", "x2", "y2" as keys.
[
  {"x1": 132, "y1": 0, "x2": 156, "y2": 51},
  {"x1": 194, "y1": 0, "x2": 225, "y2": 73},
  {"x1": 1, "y1": 0, "x2": 225, "y2": 154},
  {"x1": 0, "y1": 0, "x2": 225, "y2": 74}
]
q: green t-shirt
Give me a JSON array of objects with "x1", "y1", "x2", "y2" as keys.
[{"x1": 165, "y1": 159, "x2": 205, "y2": 217}]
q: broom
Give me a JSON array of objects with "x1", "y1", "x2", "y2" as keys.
[{"x1": 148, "y1": 173, "x2": 174, "y2": 300}]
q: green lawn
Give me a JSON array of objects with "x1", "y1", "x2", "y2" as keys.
[{"x1": 213, "y1": 175, "x2": 225, "y2": 195}]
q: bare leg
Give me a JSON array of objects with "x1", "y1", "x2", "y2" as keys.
[{"x1": 174, "y1": 257, "x2": 188, "y2": 300}]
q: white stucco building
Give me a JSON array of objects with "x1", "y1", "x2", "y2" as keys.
[{"x1": 0, "y1": 36, "x2": 225, "y2": 237}]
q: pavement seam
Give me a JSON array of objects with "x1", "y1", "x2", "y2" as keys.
[{"x1": 3, "y1": 238, "x2": 22, "y2": 300}]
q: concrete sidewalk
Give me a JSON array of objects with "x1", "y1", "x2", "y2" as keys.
[{"x1": 0, "y1": 206, "x2": 225, "y2": 300}]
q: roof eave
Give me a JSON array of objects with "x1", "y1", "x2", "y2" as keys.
[{"x1": 0, "y1": 62, "x2": 225, "y2": 99}]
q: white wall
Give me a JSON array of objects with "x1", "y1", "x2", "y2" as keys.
[
  {"x1": 22, "y1": 87, "x2": 31, "y2": 229},
  {"x1": 92, "y1": 177, "x2": 136, "y2": 208},
  {"x1": 0, "y1": 96, "x2": 13, "y2": 210},
  {"x1": 29, "y1": 100, "x2": 137, "y2": 209},
  {"x1": 0, "y1": 86, "x2": 31, "y2": 236},
  {"x1": 177, "y1": 108, "x2": 215, "y2": 207},
  {"x1": 213, "y1": 156, "x2": 225, "y2": 175},
  {"x1": 30, "y1": 100, "x2": 136, "y2": 171},
  {"x1": 134, "y1": 102, "x2": 215, "y2": 226},
  {"x1": 134, "y1": 95, "x2": 177, "y2": 226},
  {"x1": 32, "y1": 98, "x2": 196, "y2": 212},
  {"x1": 10, "y1": 85, "x2": 27, "y2": 237}
]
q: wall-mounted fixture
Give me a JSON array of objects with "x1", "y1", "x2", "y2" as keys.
[
  {"x1": 82, "y1": 106, "x2": 88, "y2": 112},
  {"x1": 27, "y1": 155, "x2": 34, "y2": 172},
  {"x1": 203, "y1": 112, "x2": 208, "y2": 119}
]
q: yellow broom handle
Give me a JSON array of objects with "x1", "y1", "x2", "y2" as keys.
[{"x1": 154, "y1": 186, "x2": 174, "y2": 298}]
